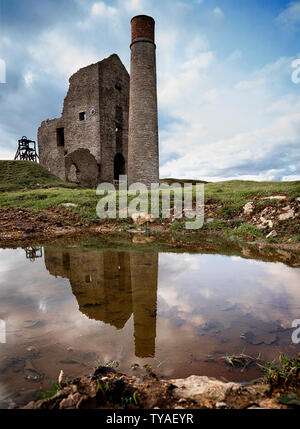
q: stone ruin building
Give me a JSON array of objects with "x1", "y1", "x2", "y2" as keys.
[{"x1": 38, "y1": 15, "x2": 159, "y2": 188}]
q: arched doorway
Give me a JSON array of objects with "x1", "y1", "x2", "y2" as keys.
[{"x1": 114, "y1": 153, "x2": 125, "y2": 181}]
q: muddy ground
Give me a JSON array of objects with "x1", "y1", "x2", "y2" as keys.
[
  {"x1": 23, "y1": 365, "x2": 299, "y2": 410},
  {"x1": 0, "y1": 206, "x2": 299, "y2": 259}
]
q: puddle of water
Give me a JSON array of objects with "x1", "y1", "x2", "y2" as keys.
[{"x1": 0, "y1": 241, "x2": 300, "y2": 407}]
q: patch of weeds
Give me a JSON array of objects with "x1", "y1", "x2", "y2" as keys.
[
  {"x1": 37, "y1": 381, "x2": 61, "y2": 399},
  {"x1": 266, "y1": 237, "x2": 278, "y2": 243},
  {"x1": 143, "y1": 364, "x2": 152, "y2": 373},
  {"x1": 279, "y1": 393, "x2": 300, "y2": 407},
  {"x1": 103, "y1": 360, "x2": 119, "y2": 369},
  {"x1": 217, "y1": 201, "x2": 245, "y2": 219},
  {"x1": 170, "y1": 221, "x2": 181, "y2": 231},
  {"x1": 96, "y1": 379, "x2": 113, "y2": 403},
  {"x1": 226, "y1": 223, "x2": 263, "y2": 240},
  {"x1": 131, "y1": 363, "x2": 140, "y2": 370},
  {"x1": 227, "y1": 219, "x2": 244, "y2": 228},
  {"x1": 258, "y1": 353, "x2": 300, "y2": 387},
  {"x1": 124, "y1": 391, "x2": 139, "y2": 406},
  {"x1": 97, "y1": 380, "x2": 111, "y2": 394},
  {"x1": 222, "y1": 351, "x2": 262, "y2": 372},
  {"x1": 204, "y1": 219, "x2": 227, "y2": 230}
]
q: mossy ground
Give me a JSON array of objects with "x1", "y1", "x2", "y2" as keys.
[{"x1": 0, "y1": 160, "x2": 78, "y2": 192}]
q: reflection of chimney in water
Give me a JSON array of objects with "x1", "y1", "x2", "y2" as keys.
[
  {"x1": 44, "y1": 248, "x2": 158, "y2": 358},
  {"x1": 130, "y1": 253, "x2": 158, "y2": 358}
]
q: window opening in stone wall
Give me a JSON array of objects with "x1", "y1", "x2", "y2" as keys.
[
  {"x1": 79, "y1": 112, "x2": 86, "y2": 121},
  {"x1": 116, "y1": 106, "x2": 123, "y2": 124},
  {"x1": 115, "y1": 83, "x2": 122, "y2": 91},
  {"x1": 116, "y1": 126, "x2": 123, "y2": 153},
  {"x1": 56, "y1": 128, "x2": 65, "y2": 147}
]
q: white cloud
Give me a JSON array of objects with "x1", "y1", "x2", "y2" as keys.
[
  {"x1": 213, "y1": 7, "x2": 224, "y2": 19},
  {"x1": 28, "y1": 29, "x2": 98, "y2": 78},
  {"x1": 282, "y1": 174, "x2": 300, "y2": 181},
  {"x1": 235, "y1": 77, "x2": 265, "y2": 90},
  {"x1": 91, "y1": 2, "x2": 117, "y2": 17},
  {"x1": 160, "y1": 109, "x2": 300, "y2": 181},
  {"x1": 181, "y1": 51, "x2": 214, "y2": 70},
  {"x1": 276, "y1": 1, "x2": 300, "y2": 30},
  {"x1": 78, "y1": 2, "x2": 119, "y2": 28},
  {"x1": 0, "y1": 59, "x2": 6, "y2": 84},
  {"x1": 158, "y1": 53, "x2": 300, "y2": 181},
  {"x1": 24, "y1": 71, "x2": 35, "y2": 88},
  {"x1": 0, "y1": 147, "x2": 15, "y2": 160},
  {"x1": 124, "y1": 0, "x2": 145, "y2": 13}
]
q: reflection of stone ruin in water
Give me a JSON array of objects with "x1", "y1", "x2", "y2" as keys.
[{"x1": 44, "y1": 249, "x2": 158, "y2": 358}]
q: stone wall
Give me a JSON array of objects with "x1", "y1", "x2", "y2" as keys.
[
  {"x1": 38, "y1": 54, "x2": 130, "y2": 186},
  {"x1": 38, "y1": 118, "x2": 66, "y2": 180},
  {"x1": 98, "y1": 55, "x2": 130, "y2": 184},
  {"x1": 61, "y1": 62, "x2": 101, "y2": 163}
]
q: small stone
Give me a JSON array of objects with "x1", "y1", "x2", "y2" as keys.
[
  {"x1": 278, "y1": 207, "x2": 295, "y2": 221},
  {"x1": 243, "y1": 202, "x2": 254, "y2": 216},
  {"x1": 58, "y1": 370, "x2": 64, "y2": 386},
  {"x1": 59, "y1": 396, "x2": 75, "y2": 409},
  {"x1": 61, "y1": 203, "x2": 78, "y2": 208},
  {"x1": 258, "y1": 216, "x2": 273, "y2": 229},
  {"x1": 266, "y1": 230, "x2": 277, "y2": 239},
  {"x1": 215, "y1": 402, "x2": 227, "y2": 409},
  {"x1": 131, "y1": 212, "x2": 155, "y2": 225},
  {"x1": 263, "y1": 196, "x2": 286, "y2": 200}
]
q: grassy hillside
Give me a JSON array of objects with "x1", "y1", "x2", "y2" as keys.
[
  {"x1": 0, "y1": 161, "x2": 299, "y2": 243},
  {"x1": 0, "y1": 160, "x2": 78, "y2": 192}
]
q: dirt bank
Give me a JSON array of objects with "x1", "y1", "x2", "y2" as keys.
[
  {"x1": 24, "y1": 365, "x2": 299, "y2": 410},
  {"x1": 0, "y1": 207, "x2": 300, "y2": 261}
]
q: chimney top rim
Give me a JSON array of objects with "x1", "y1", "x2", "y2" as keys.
[{"x1": 131, "y1": 15, "x2": 155, "y2": 23}]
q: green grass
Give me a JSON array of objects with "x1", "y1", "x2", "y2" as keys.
[
  {"x1": 202, "y1": 180, "x2": 300, "y2": 219},
  {"x1": 0, "y1": 160, "x2": 79, "y2": 192},
  {"x1": 226, "y1": 223, "x2": 263, "y2": 239},
  {"x1": 0, "y1": 164, "x2": 299, "y2": 239},
  {"x1": 204, "y1": 180, "x2": 300, "y2": 201},
  {"x1": 259, "y1": 353, "x2": 300, "y2": 387},
  {"x1": 37, "y1": 381, "x2": 61, "y2": 399}
]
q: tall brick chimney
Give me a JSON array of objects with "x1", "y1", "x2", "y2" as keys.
[{"x1": 128, "y1": 15, "x2": 159, "y2": 188}]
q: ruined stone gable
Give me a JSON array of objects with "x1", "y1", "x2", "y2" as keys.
[{"x1": 38, "y1": 54, "x2": 129, "y2": 187}]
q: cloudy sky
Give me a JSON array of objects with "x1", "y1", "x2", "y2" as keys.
[{"x1": 0, "y1": 0, "x2": 299, "y2": 181}]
